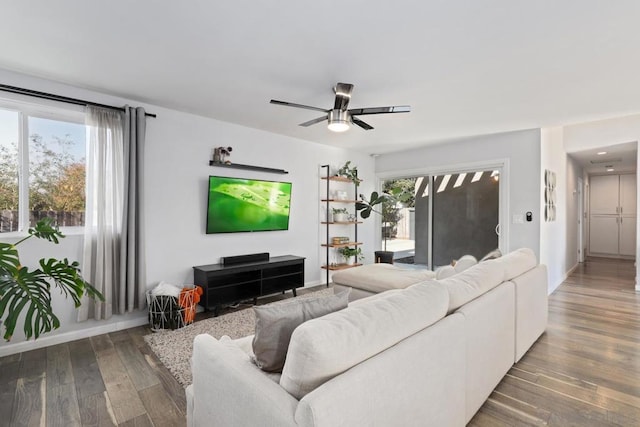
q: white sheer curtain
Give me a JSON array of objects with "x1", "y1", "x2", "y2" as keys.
[{"x1": 79, "y1": 107, "x2": 124, "y2": 321}]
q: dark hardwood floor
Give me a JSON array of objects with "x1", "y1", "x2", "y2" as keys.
[{"x1": 0, "y1": 257, "x2": 637, "y2": 426}]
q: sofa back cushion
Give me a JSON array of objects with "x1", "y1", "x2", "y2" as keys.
[
  {"x1": 279, "y1": 282, "x2": 449, "y2": 399},
  {"x1": 439, "y1": 260, "x2": 506, "y2": 313},
  {"x1": 491, "y1": 247, "x2": 537, "y2": 282}
]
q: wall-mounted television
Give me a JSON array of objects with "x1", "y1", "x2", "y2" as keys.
[{"x1": 206, "y1": 176, "x2": 292, "y2": 233}]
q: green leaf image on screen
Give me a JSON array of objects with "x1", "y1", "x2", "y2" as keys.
[{"x1": 206, "y1": 176, "x2": 292, "y2": 233}]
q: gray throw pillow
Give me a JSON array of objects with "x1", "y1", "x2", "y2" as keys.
[{"x1": 252, "y1": 289, "x2": 350, "y2": 372}]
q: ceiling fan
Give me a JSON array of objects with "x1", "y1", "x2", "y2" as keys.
[{"x1": 270, "y1": 82, "x2": 410, "y2": 132}]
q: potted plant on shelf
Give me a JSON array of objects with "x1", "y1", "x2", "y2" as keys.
[
  {"x1": 335, "y1": 161, "x2": 362, "y2": 185},
  {"x1": 0, "y1": 218, "x2": 104, "y2": 341},
  {"x1": 332, "y1": 207, "x2": 349, "y2": 222},
  {"x1": 338, "y1": 246, "x2": 363, "y2": 265}
]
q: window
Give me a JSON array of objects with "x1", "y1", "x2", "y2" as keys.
[{"x1": 0, "y1": 100, "x2": 86, "y2": 233}]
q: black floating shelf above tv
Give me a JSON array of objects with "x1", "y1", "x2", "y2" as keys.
[{"x1": 209, "y1": 161, "x2": 288, "y2": 174}]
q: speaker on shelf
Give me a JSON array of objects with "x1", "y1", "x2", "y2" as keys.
[{"x1": 222, "y1": 252, "x2": 270, "y2": 266}]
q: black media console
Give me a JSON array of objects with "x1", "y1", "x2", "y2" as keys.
[{"x1": 193, "y1": 255, "x2": 305, "y2": 316}]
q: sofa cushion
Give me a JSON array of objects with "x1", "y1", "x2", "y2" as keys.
[
  {"x1": 435, "y1": 265, "x2": 456, "y2": 280},
  {"x1": 435, "y1": 254, "x2": 478, "y2": 279},
  {"x1": 218, "y1": 335, "x2": 281, "y2": 383},
  {"x1": 331, "y1": 263, "x2": 436, "y2": 293},
  {"x1": 279, "y1": 282, "x2": 449, "y2": 399},
  {"x1": 252, "y1": 289, "x2": 350, "y2": 372},
  {"x1": 454, "y1": 254, "x2": 478, "y2": 272},
  {"x1": 492, "y1": 247, "x2": 537, "y2": 281},
  {"x1": 439, "y1": 260, "x2": 506, "y2": 313}
]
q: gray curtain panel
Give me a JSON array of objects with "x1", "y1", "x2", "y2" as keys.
[{"x1": 119, "y1": 106, "x2": 147, "y2": 314}]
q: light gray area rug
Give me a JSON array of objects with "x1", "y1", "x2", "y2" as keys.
[{"x1": 144, "y1": 287, "x2": 334, "y2": 387}]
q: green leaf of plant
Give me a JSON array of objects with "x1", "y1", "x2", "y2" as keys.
[
  {"x1": 0, "y1": 243, "x2": 20, "y2": 273},
  {"x1": 28, "y1": 217, "x2": 65, "y2": 244},
  {"x1": 39, "y1": 258, "x2": 104, "y2": 305},
  {"x1": 0, "y1": 267, "x2": 58, "y2": 341},
  {"x1": 370, "y1": 191, "x2": 379, "y2": 204}
]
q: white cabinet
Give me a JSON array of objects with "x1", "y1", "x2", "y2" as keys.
[
  {"x1": 589, "y1": 216, "x2": 619, "y2": 254},
  {"x1": 589, "y1": 174, "x2": 636, "y2": 257},
  {"x1": 620, "y1": 174, "x2": 637, "y2": 215},
  {"x1": 619, "y1": 216, "x2": 636, "y2": 256},
  {"x1": 590, "y1": 175, "x2": 620, "y2": 215}
]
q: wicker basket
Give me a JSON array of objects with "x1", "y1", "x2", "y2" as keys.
[{"x1": 146, "y1": 287, "x2": 197, "y2": 332}]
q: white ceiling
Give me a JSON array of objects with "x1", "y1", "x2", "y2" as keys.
[
  {"x1": 2, "y1": 1, "x2": 640, "y2": 155},
  {"x1": 569, "y1": 141, "x2": 637, "y2": 175}
]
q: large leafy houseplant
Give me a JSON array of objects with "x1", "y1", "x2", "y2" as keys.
[
  {"x1": 356, "y1": 191, "x2": 397, "y2": 251},
  {"x1": 0, "y1": 218, "x2": 103, "y2": 341}
]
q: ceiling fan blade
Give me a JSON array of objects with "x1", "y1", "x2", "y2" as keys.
[
  {"x1": 348, "y1": 105, "x2": 411, "y2": 116},
  {"x1": 270, "y1": 99, "x2": 329, "y2": 113},
  {"x1": 333, "y1": 83, "x2": 354, "y2": 111},
  {"x1": 299, "y1": 115, "x2": 328, "y2": 127},
  {"x1": 352, "y1": 117, "x2": 374, "y2": 130}
]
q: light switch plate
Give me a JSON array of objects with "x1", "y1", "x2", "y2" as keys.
[{"x1": 513, "y1": 214, "x2": 524, "y2": 224}]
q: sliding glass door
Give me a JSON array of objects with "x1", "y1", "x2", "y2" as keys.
[
  {"x1": 432, "y1": 170, "x2": 499, "y2": 267},
  {"x1": 381, "y1": 168, "x2": 500, "y2": 269}
]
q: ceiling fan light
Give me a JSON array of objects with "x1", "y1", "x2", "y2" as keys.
[
  {"x1": 328, "y1": 120, "x2": 350, "y2": 132},
  {"x1": 328, "y1": 109, "x2": 350, "y2": 132}
]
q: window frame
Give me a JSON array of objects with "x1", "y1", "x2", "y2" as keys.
[{"x1": 0, "y1": 95, "x2": 86, "y2": 234}]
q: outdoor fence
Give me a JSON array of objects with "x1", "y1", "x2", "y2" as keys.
[{"x1": 0, "y1": 210, "x2": 84, "y2": 232}]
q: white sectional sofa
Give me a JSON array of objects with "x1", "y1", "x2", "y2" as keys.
[{"x1": 186, "y1": 248, "x2": 548, "y2": 426}]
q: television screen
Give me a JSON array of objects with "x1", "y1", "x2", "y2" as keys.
[{"x1": 206, "y1": 176, "x2": 292, "y2": 233}]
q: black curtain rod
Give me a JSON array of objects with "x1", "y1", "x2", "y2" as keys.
[{"x1": 0, "y1": 83, "x2": 157, "y2": 118}]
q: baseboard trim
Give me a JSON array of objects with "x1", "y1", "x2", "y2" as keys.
[
  {"x1": 564, "y1": 262, "x2": 579, "y2": 281},
  {"x1": 0, "y1": 316, "x2": 148, "y2": 358},
  {"x1": 0, "y1": 280, "x2": 324, "y2": 357}
]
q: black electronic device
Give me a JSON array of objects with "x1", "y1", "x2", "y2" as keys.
[{"x1": 221, "y1": 252, "x2": 270, "y2": 266}]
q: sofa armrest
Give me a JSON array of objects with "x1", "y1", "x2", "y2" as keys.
[{"x1": 189, "y1": 334, "x2": 298, "y2": 427}]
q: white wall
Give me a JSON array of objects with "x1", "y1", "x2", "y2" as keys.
[
  {"x1": 0, "y1": 69, "x2": 375, "y2": 355},
  {"x1": 540, "y1": 127, "x2": 581, "y2": 293},
  {"x1": 564, "y1": 115, "x2": 640, "y2": 290},
  {"x1": 375, "y1": 129, "x2": 542, "y2": 258}
]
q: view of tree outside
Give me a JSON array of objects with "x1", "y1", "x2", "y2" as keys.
[
  {"x1": 381, "y1": 178, "x2": 417, "y2": 238},
  {"x1": 0, "y1": 111, "x2": 86, "y2": 232}
]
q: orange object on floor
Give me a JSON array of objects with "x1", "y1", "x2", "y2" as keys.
[{"x1": 179, "y1": 286, "x2": 203, "y2": 324}]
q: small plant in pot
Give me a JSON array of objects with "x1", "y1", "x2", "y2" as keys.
[
  {"x1": 332, "y1": 207, "x2": 349, "y2": 222},
  {"x1": 335, "y1": 161, "x2": 362, "y2": 185},
  {"x1": 338, "y1": 246, "x2": 363, "y2": 265}
]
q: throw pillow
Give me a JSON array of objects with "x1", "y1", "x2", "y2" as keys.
[
  {"x1": 435, "y1": 265, "x2": 456, "y2": 280},
  {"x1": 252, "y1": 289, "x2": 350, "y2": 372}
]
